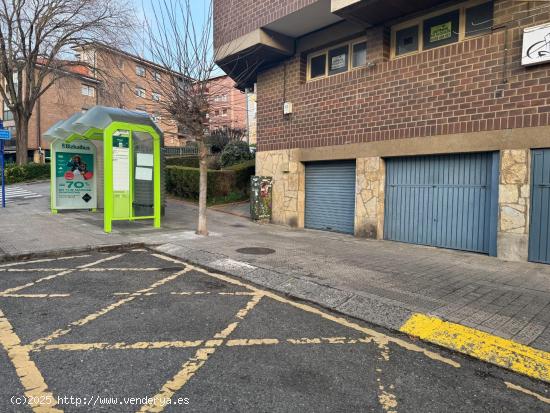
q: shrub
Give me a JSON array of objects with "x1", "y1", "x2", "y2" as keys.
[
  {"x1": 166, "y1": 159, "x2": 256, "y2": 203},
  {"x1": 165, "y1": 155, "x2": 221, "y2": 170},
  {"x1": 206, "y1": 127, "x2": 246, "y2": 153},
  {"x1": 224, "y1": 159, "x2": 255, "y2": 196},
  {"x1": 5, "y1": 163, "x2": 50, "y2": 184},
  {"x1": 220, "y1": 141, "x2": 254, "y2": 167},
  {"x1": 166, "y1": 166, "x2": 235, "y2": 200},
  {"x1": 166, "y1": 156, "x2": 200, "y2": 168}
]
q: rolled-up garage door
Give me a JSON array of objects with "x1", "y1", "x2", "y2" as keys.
[{"x1": 305, "y1": 161, "x2": 356, "y2": 234}]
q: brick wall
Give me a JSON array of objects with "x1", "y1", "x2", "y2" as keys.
[
  {"x1": 255, "y1": 0, "x2": 550, "y2": 152},
  {"x1": 208, "y1": 75, "x2": 247, "y2": 130},
  {"x1": 26, "y1": 75, "x2": 97, "y2": 150},
  {"x1": 93, "y1": 49, "x2": 180, "y2": 145},
  {"x1": 213, "y1": 0, "x2": 317, "y2": 47}
]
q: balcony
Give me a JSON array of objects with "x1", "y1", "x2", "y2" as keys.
[
  {"x1": 215, "y1": 0, "x2": 450, "y2": 87},
  {"x1": 215, "y1": 0, "x2": 343, "y2": 88},
  {"x1": 331, "y1": 0, "x2": 449, "y2": 26}
]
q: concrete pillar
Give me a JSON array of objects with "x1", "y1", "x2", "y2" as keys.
[
  {"x1": 354, "y1": 157, "x2": 385, "y2": 239},
  {"x1": 255, "y1": 149, "x2": 305, "y2": 228},
  {"x1": 497, "y1": 149, "x2": 530, "y2": 261}
]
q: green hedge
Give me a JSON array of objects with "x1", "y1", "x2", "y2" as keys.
[
  {"x1": 165, "y1": 155, "x2": 221, "y2": 170},
  {"x1": 224, "y1": 159, "x2": 255, "y2": 196},
  {"x1": 5, "y1": 163, "x2": 50, "y2": 184},
  {"x1": 166, "y1": 167, "x2": 235, "y2": 200},
  {"x1": 165, "y1": 156, "x2": 200, "y2": 168},
  {"x1": 166, "y1": 159, "x2": 256, "y2": 203}
]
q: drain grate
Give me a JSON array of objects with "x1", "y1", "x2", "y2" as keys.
[{"x1": 236, "y1": 247, "x2": 276, "y2": 255}]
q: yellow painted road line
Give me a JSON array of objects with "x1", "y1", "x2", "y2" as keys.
[
  {"x1": 225, "y1": 338, "x2": 280, "y2": 346},
  {"x1": 35, "y1": 336, "x2": 374, "y2": 351},
  {"x1": 77, "y1": 253, "x2": 125, "y2": 268},
  {"x1": 139, "y1": 294, "x2": 263, "y2": 413},
  {"x1": 0, "y1": 255, "x2": 90, "y2": 268},
  {"x1": 29, "y1": 268, "x2": 191, "y2": 350},
  {"x1": 504, "y1": 381, "x2": 550, "y2": 404},
  {"x1": 0, "y1": 293, "x2": 70, "y2": 298},
  {"x1": 158, "y1": 256, "x2": 461, "y2": 369},
  {"x1": 112, "y1": 291, "x2": 256, "y2": 296},
  {"x1": 0, "y1": 268, "x2": 68, "y2": 272},
  {"x1": 81, "y1": 268, "x2": 163, "y2": 272},
  {"x1": 29, "y1": 296, "x2": 136, "y2": 349},
  {"x1": 400, "y1": 313, "x2": 550, "y2": 383},
  {"x1": 0, "y1": 270, "x2": 74, "y2": 295},
  {"x1": 0, "y1": 254, "x2": 125, "y2": 296},
  {"x1": 37, "y1": 340, "x2": 204, "y2": 352},
  {"x1": 0, "y1": 309, "x2": 62, "y2": 412}
]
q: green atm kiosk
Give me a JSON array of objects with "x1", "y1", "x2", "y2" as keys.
[{"x1": 44, "y1": 106, "x2": 164, "y2": 233}]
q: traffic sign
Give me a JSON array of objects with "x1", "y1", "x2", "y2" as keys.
[{"x1": 0, "y1": 129, "x2": 11, "y2": 140}]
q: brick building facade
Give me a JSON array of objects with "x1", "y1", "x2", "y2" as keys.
[
  {"x1": 207, "y1": 74, "x2": 248, "y2": 132},
  {"x1": 215, "y1": 0, "x2": 550, "y2": 263}
]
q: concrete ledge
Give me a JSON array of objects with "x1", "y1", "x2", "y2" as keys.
[
  {"x1": 400, "y1": 314, "x2": 550, "y2": 383},
  {"x1": 152, "y1": 242, "x2": 550, "y2": 383}
]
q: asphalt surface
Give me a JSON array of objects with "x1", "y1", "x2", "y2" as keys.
[{"x1": 0, "y1": 249, "x2": 548, "y2": 413}]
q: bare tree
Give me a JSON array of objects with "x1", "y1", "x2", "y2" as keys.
[
  {"x1": 0, "y1": 0, "x2": 132, "y2": 164},
  {"x1": 142, "y1": 0, "x2": 260, "y2": 235},
  {"x1": 142, "y1": 0, "x2": 226, "y2": 235}
]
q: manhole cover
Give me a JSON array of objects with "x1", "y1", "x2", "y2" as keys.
[{"x1": 236, "y1": 247, "x2": 276, "y2": 255}]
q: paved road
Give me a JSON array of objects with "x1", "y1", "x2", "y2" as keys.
[{"x1": 0, "y1": 249, "x2": 548, "y2": 412}]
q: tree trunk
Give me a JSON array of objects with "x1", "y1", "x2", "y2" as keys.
[
  {"x1": 196, "y1": 139, "x2": 208, "y2": 236},
  {"x1": 15, "y1": 115, "x2": 29, "y2": 165}
]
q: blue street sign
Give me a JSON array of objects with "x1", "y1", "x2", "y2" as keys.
[
  {"x1": 1, "y1": 138, "x2": 4, "y2": 208},
  {"x1": 0, "y1": 129, "x2": 11, "y2": 140}
]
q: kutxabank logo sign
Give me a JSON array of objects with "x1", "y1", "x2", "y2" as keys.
[{"x1": 522, "y1": 23, "x2": 550, "y2": 66}]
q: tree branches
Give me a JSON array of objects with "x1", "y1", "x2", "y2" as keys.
[{"x1": 0, "y1": 0, "x2": 132, "y2": 164}]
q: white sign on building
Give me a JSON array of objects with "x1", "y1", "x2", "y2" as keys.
[{"x1": 522, "y1": 23, "x2": 550, "y2": 66}]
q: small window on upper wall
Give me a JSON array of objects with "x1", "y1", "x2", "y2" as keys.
[
  {"x1": 423, "y1": 10, "x2": 460, "y2": 50},
  {"x1": 396, "y1": 26, "x2": 419, "y2": 56},
  {"x1": 352, "y1": 41, "x2": 367, "y2": 68},
  {"x1": 136, "y1": 65, "x2": 145, "y2": 77},
  {"x1": 310, "y1": 54, "x2": 326, "y2": 79},
  {"x1": 328, "y1": 45, "x2": 349, "y2": 76},
  {"x1": 466, "y1": 1, "x2": 493, "y2": 37}
]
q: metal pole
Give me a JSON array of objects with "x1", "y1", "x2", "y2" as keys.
[{"x1": 1, "y1": 139, "x2": 5, "y2": 208}]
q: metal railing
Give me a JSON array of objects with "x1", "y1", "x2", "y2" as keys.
[
  {"x1": 163, "y1": 146, "x2": 199, "y2": 156},
  {"x1": 163, "y1": 146, "x2": 214, "y2": 157}
]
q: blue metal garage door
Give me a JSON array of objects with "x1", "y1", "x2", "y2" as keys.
[
  {"x1": 529, "y1": 149, "x2": 550, "y2": 264},
  {"x1": 384, "y1": 153, "x2": 499, "y2": 255},
  {"x1": 305, "y1": 161, "x2": 356, "y2": 234}
]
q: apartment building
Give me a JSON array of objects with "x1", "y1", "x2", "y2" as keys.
[
  {"x1": 208, "y1": 74, "x2": 247, "y2": 132},
  {"x1": 75, "y1": 44, "x2": 181, "y2": 146},
  {"x1": 214, "y1": 0, "x2": 550, "y2": 264},
  {"x1": 3, "y1": 45, "x2": 183, "y2": 162},
  {"x1": 2, "y1": 65, "x2": 99, "y2": 163}
]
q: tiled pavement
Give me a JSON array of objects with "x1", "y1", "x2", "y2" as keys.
[{"x1": 1, "y1": 182, "x2": 550, "y2": 353}]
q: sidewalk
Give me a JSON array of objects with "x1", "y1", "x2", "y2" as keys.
[{"x1": 1, "y1": 182, "x2": 549, "y2": 381}]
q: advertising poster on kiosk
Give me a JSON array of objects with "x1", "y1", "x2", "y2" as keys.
[{"x1": 53, "y1": 140, "x2": 97, "y2": 210}]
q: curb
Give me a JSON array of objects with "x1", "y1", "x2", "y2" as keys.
[
  {"x1": 0, "y1": 242, "x2": 148, "y2": 264},
  {"x1": 151, "y1": 242, "x2": 550, "y2": 384}
]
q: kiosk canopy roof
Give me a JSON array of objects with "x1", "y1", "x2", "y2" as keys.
[{"x1": 43, "y1": 105, "x2": 162, "y2": 143}]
